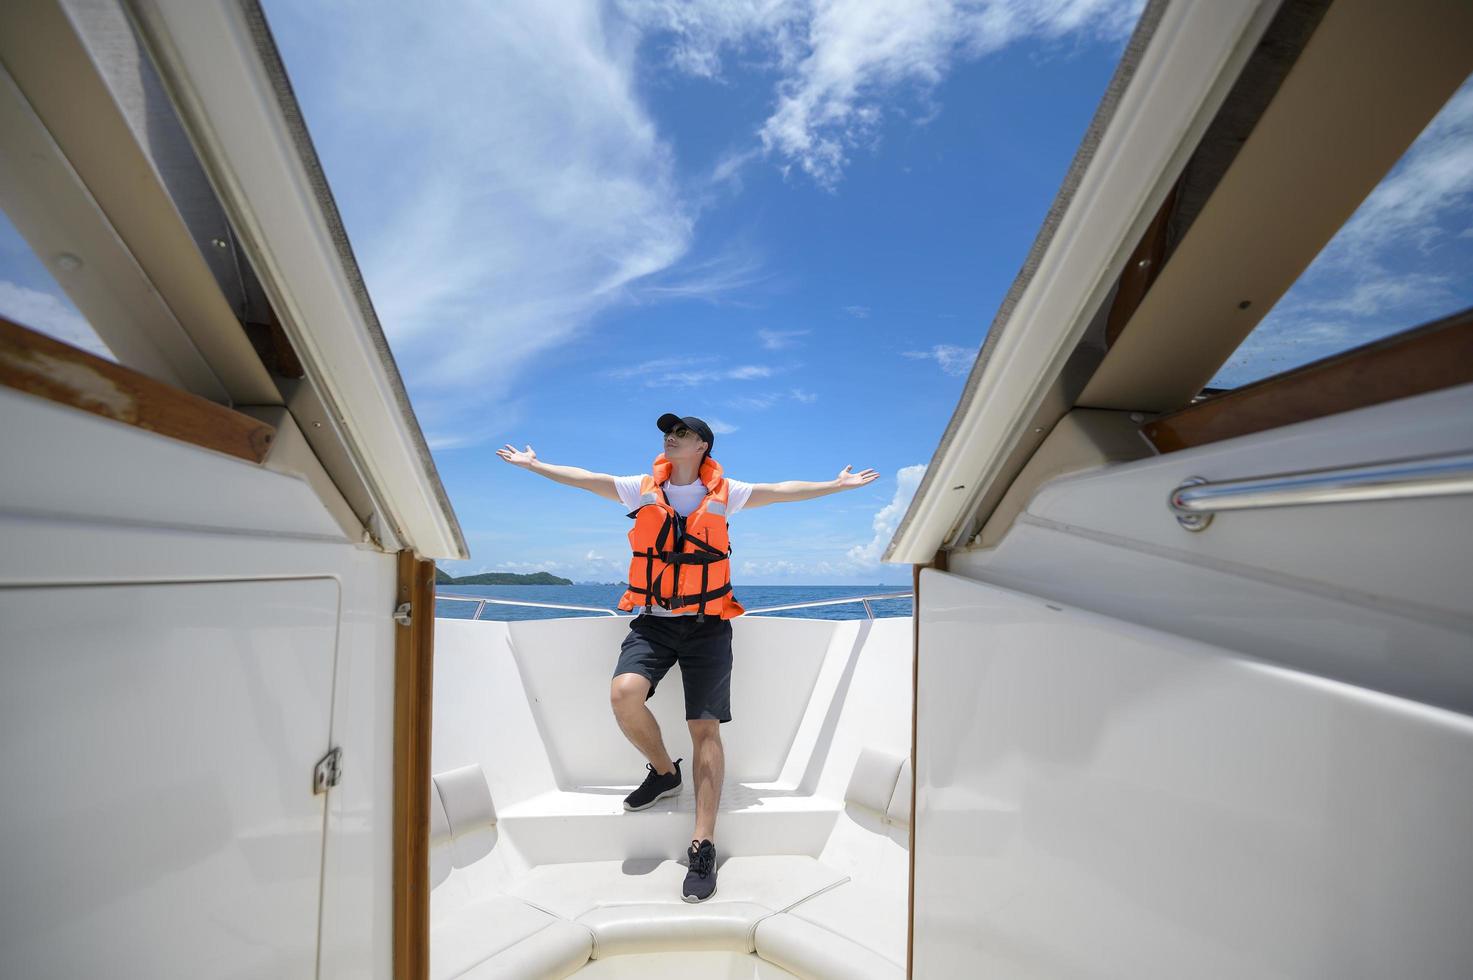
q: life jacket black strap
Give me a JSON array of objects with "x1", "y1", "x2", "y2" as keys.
[
  {"x1": 630, "y1": 550, "x2": 725, "y2": 566},
  {"x1": 697, "y1": 561, "x2": 709, "y2": 622},
  {"x1": 625, "y1": 581, "x2": 731, "y2": 610},
  {"x1": 683, "y1": 534, "x2": 726, "y2": 557}
]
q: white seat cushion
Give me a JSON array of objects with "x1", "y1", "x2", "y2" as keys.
[
  {"x1": 454, "y1": 920, "x2": 592, "y2": 980},
  {"x1": 844, "y1": 747, "x2": 905, "y2": 815},
  {"x1": 577, "y1": 901, "x2": 771, "y2": 956},
  {"x1": 785, "y1": 880, "x2": 906, "y2": 968},
  {"x1": 884, "y1": 757, "x2": 912, "y2": 827},
  {"x1": 754, "y1": 912, "x2": 903, "y2": 980},
  {"x1": 430, "y1": 784, "x2": 455, "y2": 888},
  {"x1": 430, "y1": 781, "x2": 454, "y2": 845},
  {"x1": 435, "y1": 764, "x2": 497, "y2": 835},
  {"x1": 505, "y1": 855, "x2": 847, "y2": 920},
  {"x1": 432, "y1": 895, "x2": 590, "y2": 980}
]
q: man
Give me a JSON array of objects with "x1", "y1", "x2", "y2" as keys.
[{"x1": 496, "y1": 413, "x2": 879, "y2": 901}]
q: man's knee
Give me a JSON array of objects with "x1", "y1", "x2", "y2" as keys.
[
  {"x1": 611, "y1": 673, "x2": 651, "y2": 712},
  {"x1": 687, "y1": 719, "x2": 721, "y2": 744}
]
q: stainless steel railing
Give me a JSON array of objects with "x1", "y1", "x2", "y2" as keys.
[
  {"x1": 743, "y1": 591, "x2": 913, "y2": 619},
  {"x1": 1169, "y1": 449, "x2": 1473, "y2": 531},
  {"x1": 435, "y1": 590, "x2": 914, "y2": 621},
  {"x1": 436, "y1": 593, "x2": 624, "y2": 619}
]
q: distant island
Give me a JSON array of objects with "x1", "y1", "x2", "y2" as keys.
[{"x1": 434, "y1": 568, "x2": 574, "y2": 586}]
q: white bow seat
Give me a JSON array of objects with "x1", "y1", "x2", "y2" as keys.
[
  {"x1": 504, "y1": 854, "x2": 847, "y2": 922},
  {"x1": 428, "y1": 744, "x2": 912, "y2": 978},
  {"x1": 748, "y1": 747, "x2": 911, "y2": 979},
  {"x1": 754, "y1": 911, "x2": 902, "y2": 980},
  {"x1": 433, "y1": 895, "x2": 592, "y2": 980},
  {"x1": 576, "y1": 901, "x2": 772, "y2": 957}
]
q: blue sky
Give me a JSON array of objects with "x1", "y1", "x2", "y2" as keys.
[
  {"x1": 257, "y1": 0, "x2": 1145, "y2": 584},
  {"x1": 2, "y1": 4, "x2": 1467, "y2": 585}
]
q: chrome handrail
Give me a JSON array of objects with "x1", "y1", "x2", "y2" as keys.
[
  {"x1": 435, "y1": 590, "x2": 914, "y2": 620},
  {"x1": 1169, "y1": 450, "x2": 1473, "y2": 531},
  {"x1": 436, "y1": 593, "x2": 623, "y2": 619},
  {"x1": 743, "y1": 591, "x2": 913, "y2": 619}
]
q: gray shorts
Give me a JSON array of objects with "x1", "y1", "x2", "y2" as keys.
[{"x1": 614, "y1": 613, "x2": 734, "y2": 723}]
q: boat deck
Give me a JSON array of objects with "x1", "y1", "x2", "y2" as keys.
[{"x1": 429, "y1": 610, "x2": 913, "y2": 979}]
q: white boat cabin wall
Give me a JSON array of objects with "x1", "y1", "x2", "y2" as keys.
[{"x1": 2, "y1": 0, "x2": 1472, "y2": 978}]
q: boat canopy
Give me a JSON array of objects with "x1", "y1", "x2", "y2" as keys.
[
  {"x1": 885, "y1": 0, "x2": 1473, "y2": 563},
  {"x1": 0, "y1": 0, "x2": 467, "y2": 559}
]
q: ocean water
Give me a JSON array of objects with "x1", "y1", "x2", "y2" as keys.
[{"x1": 434, "y1": 583, "x2": 913, "y2": 622}]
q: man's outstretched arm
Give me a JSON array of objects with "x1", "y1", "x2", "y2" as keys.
[
  {"x1": 496, "y1": 443, "x2": 622, "y2": 502},
  {"x1": 745, "y1": 465, "x2": 880, "y2": 510}
]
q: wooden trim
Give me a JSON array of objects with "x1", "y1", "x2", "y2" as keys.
[
  {"x1": 1143, "y1": 308, "x2": 1473, "y2": 453},
  {"x1": 907, "y1": 548, "x2": 947, "y2": 979},
  {"x1": 1105, "y1": 184, "x2": 1177, "y2": 348},
  {"x1": 0, "y1": 315, "x2": 274, "y2": 462},
  {"x1": 244, "y1": 313, "x2": 306, "y2": 379},
  {"x1": 393, "y1": 552, "x2": 435, "y2": 980}
]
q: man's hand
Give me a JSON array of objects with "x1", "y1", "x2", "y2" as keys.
[
  {"x1": 836, "y1": 464, "x2": 879, "y2": 489},
  {"x1": 497, "y1": 443, "x2": 537, "y2": 468},
  {"x1": 497, "y1": 444, "x2": 621, "y2": 501},
  {"x1": 748, "y1": 465, "x2": 882, "y2": 508}
]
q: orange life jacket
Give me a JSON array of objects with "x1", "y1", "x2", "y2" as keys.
[{"x1": 617, "y1": 453, "x2": 745, "y2": 621}]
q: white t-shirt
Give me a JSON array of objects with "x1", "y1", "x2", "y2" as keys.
[{"x1": 615, "y1": 473, "x2": 753, "y2": 617}]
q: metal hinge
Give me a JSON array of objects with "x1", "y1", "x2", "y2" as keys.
[
  {"x1": 393, "y1": 602, "x2": 413, "y2": 626},
  {"x1": 313, "y1": 746, "x2": 343, "y2": 794}
]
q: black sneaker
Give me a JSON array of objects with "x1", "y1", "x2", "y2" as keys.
[
  {"x1": 682, "y1": 839, "x2": 717, "y2": 902},
  {"x1": 622, "y1": 758, "x2": 682, "y2": 811}
]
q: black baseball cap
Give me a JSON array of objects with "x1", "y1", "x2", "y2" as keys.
[{"x1": 657, "y1": 413, "x2": 714, "y2": 455}]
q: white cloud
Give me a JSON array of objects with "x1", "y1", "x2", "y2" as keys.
[
  {"x1": 631, "y1": 245, "x2": 768, "y2": 302},
  {"x1": 618, "y1": 0, "x2": 808, "y2": 79},
  {"x1": 733, "y1": 463, "x2": 925, "y2": 580},
  {"x1": 740, "y1": 557, "x2": 850, "y2": 578},
  {"x1": 730, "y1": 387, "x2": 818, "y2": 410},
  {"x1": 262, "y1": 0, "x2": 696, "y2": 443},
  {"x1": 757, "y1": 327, "x2": 810, "y2": 349},
  {"x1": 623, "y1": 0, "x2": 1143, "y2": 187},
  {"x1": 730, "y1": 392, "x2": 782, "y2": 410},
  {"x1": 847, "y1": 463, "x2": 926, "y2": 567},
  {"x1": 706, "y1": 416, "x2": 740, "y2": 433},
  {"x1": 662, "y1": 365, "x2": 772, "y2": 386},
  {"x1": 603, "y1": 355, "x2": 776, "y2": 386},
  {"x1": 1323, "y1": 81, "x2": 1473, "y2": 265},
  {"x1": 1294, "y1": 272, "x2": 1455, "y2": 319},
  {"x1": 843, "y1": 305, "x2": 871, "y2": 318},
  {"x1": 709, "y1": 146, "x2": 764, "y2": 189},
  {"x1": 902, "y1": 342, "x2": 976, "y2": 375},
  {"x1": 0, "y1": 282, "x2": 113, "y2": 360},
  {"x1": 606, "y1": 356, "x2": 703, "y2": 380},
  {"x1": 1212, "y1": 77, "x2": 1473, "y2": 387}
]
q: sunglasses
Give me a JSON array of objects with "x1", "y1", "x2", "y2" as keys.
[{"x1": 668, "y1": 426, "x2": 696, "y2": 439}]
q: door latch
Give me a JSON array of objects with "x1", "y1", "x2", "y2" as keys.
[{"x1": 314, "y1": 746, "x2": 343, "y2": 794}]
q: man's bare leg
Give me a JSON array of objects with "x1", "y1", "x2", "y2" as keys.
[
  {"x1": 611, "y1": 673, "x2": 676, "y2": 774},
  {"x1": 688, "y1": 719, "x2": 724, "y2": 841}
]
